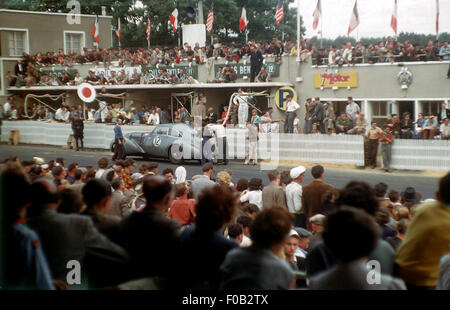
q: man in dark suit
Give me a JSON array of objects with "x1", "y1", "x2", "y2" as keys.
[
  {"x1": 438, "y1": 103, "x2": 450, "y2": 124},
  {"x1": 250, "y1": 45, "x2": 263, "y2": 82},
  {"x1": 82, "y1": 179, "x2": 122, "y2": 244},
  {"x1": 311, "y1": 97, "x2": 326, "y2": 133},
  {"x1": 27, "y1": 178, "x2": 129, "y2": 289},
  {"x1": 120, "y1": 175, "x2": 180, "y2": 281},
  {"x1": 302, "y1": 165, "x2": 335, "y2": 231}
]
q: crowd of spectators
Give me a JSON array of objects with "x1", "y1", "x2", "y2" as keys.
[
  {"x1": 1, "y1": 155, "x2": 449, "y2": 290},
  {"x1": 5, "y1": 37, "x2": 450, "y2": 88}
]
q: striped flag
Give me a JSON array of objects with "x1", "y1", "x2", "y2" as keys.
[
  {"x1": 146, "y1": 18, "x2": 151, "y2": 40},
  {"x1": 436, "y1": 0, "x2": 439, "y2": 35},
  {"x1": 390, "y1": 0, "x2": 397, "y2": 35},
  {"x1": 275, "y1": 0, "x2": 284, "y2": 26},
  {"x1": 312, "y1": 0, "x2": 321, "y2": 30},
  {"x1": 115, "y1": 28, "x2": 121, "y2": 42},
  {"x1": 239, "y1": 1, "x2": 248, "y2": 31},
  {"x1": 170, "y1": 8, "x2": 178, "y2": 33},
  {"x1": 206, "y1": 3, "x2": 214, "y2": 33},
  {"x1": 92, "y1": 15, "x2": 99, "y2": 43},
  {"x1": 347, "y1": 0, "x2": 360, "y2": 36}
]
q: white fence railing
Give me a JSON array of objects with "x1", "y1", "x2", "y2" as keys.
[
  {"x1": 390, "y1": 139, "x2": 450, "y2": 171},
  {"x1": 1, "y1": 121, "x2": 449, "y2": 171}
]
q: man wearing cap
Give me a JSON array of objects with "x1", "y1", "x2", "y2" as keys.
[
  {"x1": 285, "y1": 166, "x2": 306, "y2": 228},
  {"x1": 284, "y1": 229, "x2": 301, "y2": 271},
  {"x1": 309, "y1": 214, "x2": 326, "y2": 246},
  {"x1": 422, "y1": 114, "x2": 438, "y2": 140}
]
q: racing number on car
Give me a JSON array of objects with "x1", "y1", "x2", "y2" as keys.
[{"x1": 153, "y1": 136, "x2": 161, "y2": 147}]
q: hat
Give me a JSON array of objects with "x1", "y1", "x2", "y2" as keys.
[
  {"x1": 131, "y1": 172, "x2": 144, "y2": 181},
  {"x1": 310, "y1": 214, "x2": 326, "y2": 226},
  {"x1": 288, "y1": 229, "x2": 300, "y2": 240},
  {"x1": 401, "y1": 187, "x2": 418, "y2": 202},
  {"x1": 33, "y1": 157, "x2": 45, "y2": 164},
  {"x1": 41, "y1": 164, "x2": 49, "y2": 170},
  {"x1": 294, "y1": 227, "x2": 312, "y2": 239},
  {"x1": 290, "y1": 166, "x2": 306, "y2": 179}
]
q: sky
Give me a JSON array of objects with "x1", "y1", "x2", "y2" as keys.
[{"x1": 290, "y1": 0, "x2": 450, "y2": 39}]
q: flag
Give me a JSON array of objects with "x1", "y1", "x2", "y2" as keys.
[
  {"x1": 206, "y1": 4, "x2": 214, "y2": 33},
  {"x1": 390, "y1": 0, "x2": 397, "y2": 35},
  {"x1": 239, "y1": 1, "x2": 248, "y2": 31},
  {"x1": 115, "y1": 28, "x2": 121, "y2": 42},
  {"x1": 347, "y1": 0, "x2": 360, "y2": 36},
  {"x1": 170, "y1": 8, "x2": 178, "y2": 33},
  {"x1": 275, "y1": 0, "x2": 284, "y2": 26},
  {"x1": 92, "y1": 15, "x2": 99, "y2": 43},
  {"x1": 146, "y1": 18, "x2": 151, "y2": 40},
  {"x1": 312, "y1": 0, "x2": 321, "y2": 30},
  {"x1": 436, "y1": 0, "x2": 439, "y2": 35}
]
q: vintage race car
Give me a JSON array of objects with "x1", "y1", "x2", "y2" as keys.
[{"x1": 110, "y1": 123, "x2": 203, "y2": 164}]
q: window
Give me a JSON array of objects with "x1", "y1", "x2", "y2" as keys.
[
  {"x1": 65, "y1": 32, "x2": 83, "y2": 54},
  {"x1": 422, "y1": 101, "x2": 441, "y2": 116},
  {"x1": 8, "y1": 31, "x2": 25, "y2": 56},
  {"x1": 170, "y1": 128, "x2": 183, "y2": 138},
  {"x1": 371, "y1": 101, "x2": 389, "y2": 117},
  {"x1": 156, "y1": 127, "x2": 169, "y2": 135}
]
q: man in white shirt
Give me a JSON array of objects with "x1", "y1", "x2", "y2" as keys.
[
  {"x1": 147, "y1": 108, "x2": 160, "y2": 125},
  {"x1": 440, "y1": 118, "x2": 450, "y2": 140},
  {"x1": 87, "y1": 107, "x2": 96, "y2": 121},
  {"x1": 328, "y1": 46, "x2": 337, "y2": 65},
  {"x1": 3, "y1": 96, "x2": 14, "y2": 118},
  {"x1": 342, "y1": 42, "x2": 353, "y2": 66},
  {"x1": 345, "y1": 97, "x2": 360, "y2": 123},
  {"x1": 55, "y1": 105, "x2": 70, "y2": 122},
  {"x1": 234, "y1": 88, "x2": 249, "y2": 129},
  {"x1": 207, "y1": 120, "x2": 228, "y2": 165},
  {"x1": 285, "y1": 165, "x2": 306, "y2": 228},
  {"x1": 284, "y1": 94, "x2": 300, "y2": 133}
]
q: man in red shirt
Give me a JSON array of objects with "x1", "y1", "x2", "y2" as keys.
[
  {"x1": 380, "y1": 126, "x2": 394, "y2": 173},
  {"x1": 168, "y1": 184, "x2": 195, "y2": 225}
]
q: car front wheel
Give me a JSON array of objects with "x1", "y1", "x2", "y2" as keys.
[{"x1": 168, "y1": 144, "x2": 184, "y2": 164}]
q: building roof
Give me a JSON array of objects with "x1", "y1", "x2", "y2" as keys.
[{"x1": 0, "y1": 9, "x2": 113, "y2": 19}]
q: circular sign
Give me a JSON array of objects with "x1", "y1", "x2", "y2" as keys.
[
  {"x1": 153, "y1": 136, "x2": 161, "y2": 147},
  {"x1": 397, "y1": 68, "x2": 413, "y2": 88},
  {"x1": 274, "y1": 87, "x2": 298, "y2": 111},
  {"x1": 77, "y1": 83, "x2": 96, "y2": 103}
]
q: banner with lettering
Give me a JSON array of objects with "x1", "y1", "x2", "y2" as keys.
[
  {"x1": 314, "y1": 72, "x2": 358, "y2": 88},
  {"x1": 141, "y1": 65, "x2": 198, "y2": 79},
  {"x1": 214, "y1": 62, "x2": 279, "y2": 78},
  {"x1": 40, "y1": 68, "x2": 78, "y2": 78}
]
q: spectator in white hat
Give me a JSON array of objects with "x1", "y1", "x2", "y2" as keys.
[{"x1": 285, "y1": 166, "x2": 306, "y2": 228}]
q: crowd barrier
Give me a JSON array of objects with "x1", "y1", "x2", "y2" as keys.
[
  {"x1": 390, "y1": 139, "x2": 450, "y2": 171},
  {"x1": 1, "y1": 121, "x2": 449, "y2": 171}
]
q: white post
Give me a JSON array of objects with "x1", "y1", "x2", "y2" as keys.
[
  {"x1": 363, "y1": 100, "x2": 371, "y2": 123},
  {"x1": 391, "y1": 101, "x2": 399, "y2": 116},
  {"x1": 414, "y1": 100, "x2": 420, "y2": 122},
  {"x1": 296, "y1": 0, "x2": 300, "y2": 62}
]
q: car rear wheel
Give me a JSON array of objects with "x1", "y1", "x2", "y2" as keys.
[{"x1": 169, "y1": 144, "x2": 184, "y2": 164}]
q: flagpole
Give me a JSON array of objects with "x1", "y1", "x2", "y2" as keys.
[
  {"x1": 296, "y1": 0, "x2": 300, "y2": 62},
  {"x1": 246, "y1": 29, "x2": 248, "y2": 44},
  {"x1": 281, "y1": 0, "x2": 285, "y2": 41},
  {"x1": 118, "y1": 18, "x2": 121, "y2": 48},
  {"x1": 320, "y1": 11, "x2": 323, "y2": 49}
]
